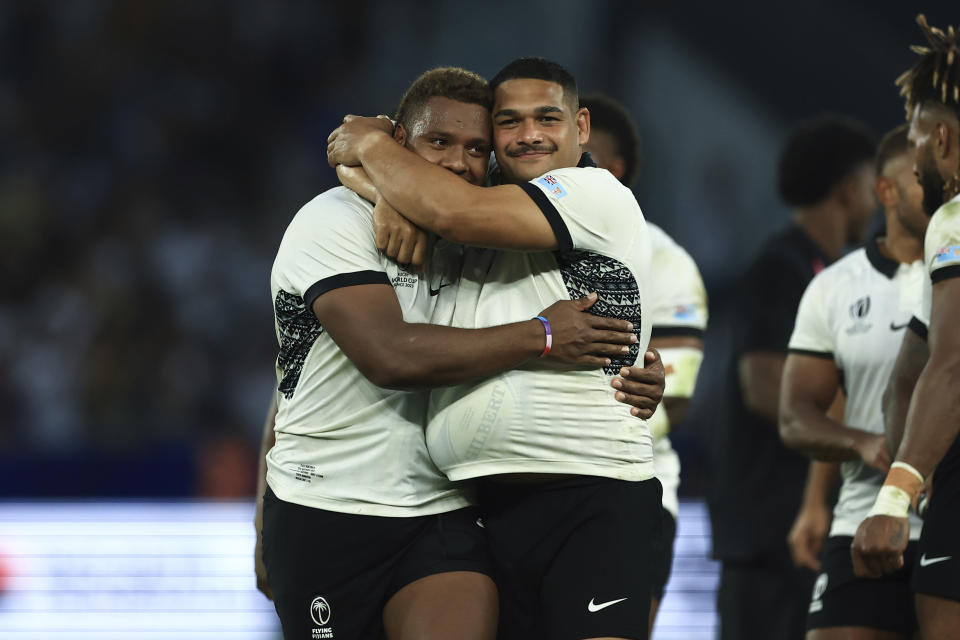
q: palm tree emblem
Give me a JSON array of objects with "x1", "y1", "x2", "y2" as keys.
[{"x1": 310, "y1": 596, "x2": 331, "y2": 625}]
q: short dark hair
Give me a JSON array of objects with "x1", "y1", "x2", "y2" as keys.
[
  {"x1": 777, "y1": 116, "x2": 876, "y2": 207},
  {"x1": 490, "y1": 57, "x2": 578, "y2": 106},
  {"x1": 394, "y1": 67, "x2": 491, "y2": 131},
  {"x1": 875, "y1": 124, "x2": 910, "y2": 176},
  {"x1": 580, "y1": 94, "x2": 642, "y2": 187}
]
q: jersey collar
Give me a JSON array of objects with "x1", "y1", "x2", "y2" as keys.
[
  {"x1": 864, "y1": 233, "x2": 900, "y2": 279},
  {"x1": 577, "y1": 151, "x2": 597, "y2": 168}
]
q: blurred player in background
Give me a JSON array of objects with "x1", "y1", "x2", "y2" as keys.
[
  {"x1": 852, "y1": 15, "x2": 960, "y2": 640},
  {"x1": 780, "y1": 124, "x2": 926, "y2": 639},
  {"x1": 708, "y1": 116, "x2": 877, "y2": 640},
  {"x1": 582, "y1": 93, "x2": 709, "y2": 635}
]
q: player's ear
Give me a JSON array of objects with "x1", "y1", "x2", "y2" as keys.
[
  {"x1": 576, "y1": 107, "x2": 590, "y2": 146},
  {"x1": 875, "y1": 175, "x2": 898, "y2": 209},
  {"x1": 394, "y1": 122, "x2": 407, "y2": 146}
]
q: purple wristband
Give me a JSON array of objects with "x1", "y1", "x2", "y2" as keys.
[{"x1": 535, "y1": 315, "x2": 552, "y2": 357}]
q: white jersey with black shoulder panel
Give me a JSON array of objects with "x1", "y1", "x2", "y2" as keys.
[
  {"x1": 426, "y1": 160, "x2": 655, "y2": 481},
  {"x1": 788, "y1": 240, "x2": 925, "y2": 538},
  {"x1": 267, "y1": 187, "x2": 467, "y2": 517}
]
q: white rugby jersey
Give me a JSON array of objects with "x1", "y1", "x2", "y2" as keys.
[
  {"x1": 917, "y1": 193, "x2": 960, "y2": 333},
  {"x1": 426, "y1": 162, "x2": 654, "y2": 481},
  {"x1": 647, "y1": 222, "x2": 708, "y2": 517},
  {"x1": 788, "y1": 239, "x2": 924, "y2": 538},
  {"x1": 267, "y1": 187, "x2": 469, "y2": 517}
]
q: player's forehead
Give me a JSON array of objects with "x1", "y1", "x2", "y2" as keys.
[
  {"x1": 492, "y1": 78, "x2": 570, "y2": 115},
  {"x1": 410, "y1": 96, "x2": 491, "y2": 141},
  {"x1": 881, "y1": 151, "x2": 912, "y2": 177}
]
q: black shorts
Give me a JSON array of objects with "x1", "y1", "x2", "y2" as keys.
[
  {"x1": 912, "y1": 435, "x2": 960, "y2": 601},
  {"x1": 806, "y1": 536, "x2": 918, "y2": 633},
  {"x1": 651, "y1": 507, "x2": 677, "y2": 600},
  {"x1": 717, "y1": 550, "x2": 814, "y2": 640},
  {"x1": 477, "y1": 476, "x2": 662, "y2": 640},
  {"x1": 261, "y1": 486, "x2": 493, "y2": 640}
]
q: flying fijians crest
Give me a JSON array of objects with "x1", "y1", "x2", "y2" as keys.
[{"x1": 310, "y1": 596, "x2": 333, "y2": 638}]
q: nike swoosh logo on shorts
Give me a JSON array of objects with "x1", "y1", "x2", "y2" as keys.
[
  {"x1": 920, "y1": 554, "x2": 952, "y2": 567},
  {"x1": 587, "y1": 597, "x2": 628, "y2": 612},
  {"x1": 890, "y1": 321, "x2": 909, "y2": 331},
  {"x1": 428, "y1": 282, "x2": 450, "y2": 296}
]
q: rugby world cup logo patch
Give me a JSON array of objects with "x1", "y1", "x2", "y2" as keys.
[
  {"x1": 845, "y1": 296, "x2": 872, "y2": 335},
  {"x1": 311, "y1": 596, "x2": 331, "y2": 626}
]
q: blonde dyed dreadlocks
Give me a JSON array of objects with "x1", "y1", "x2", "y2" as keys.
[
  {"x1": 896, "y1": 15, "x2": 960, "y2": 118},
  {"x1": 897, "y1": 14, "x2": 960, "y2": 200}
]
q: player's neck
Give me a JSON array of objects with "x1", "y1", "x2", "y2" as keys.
[
  {"x1": 879, "y1": 211, "x2": 923, "y2": 265},
  {"x1": 793, "y1": 202, "x2": 846, "y2": 260}
]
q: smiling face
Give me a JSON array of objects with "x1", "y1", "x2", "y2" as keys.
[
  {"x1": 491, "y1": 78, "x2": 589, "y2": 184},
  {"x1": 397, "y1": 95, "x2": 492, "y2": 186}
]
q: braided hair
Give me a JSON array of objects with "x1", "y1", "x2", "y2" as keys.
[{"x1": 896, "y1": 15, "x2": 960, "y2": 119}]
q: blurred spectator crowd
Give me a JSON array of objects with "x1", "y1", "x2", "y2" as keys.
[{"x1": 0, "y1": 1, "x2": 368, "y2": 469}]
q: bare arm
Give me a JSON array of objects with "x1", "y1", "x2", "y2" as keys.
[
  {"x1": 328, "y1": 119, "x2": 558, "y2": 250},
  {"x1": 882, "y1": 326, "x2": 929, "y2": 456},
  {"x1": 895, "y1": 278, "x2": 960, "y2": 477},
  {"x1": 738, "y1": 350, "x2": 785, "y2": 424},
  {"x1": 788, "y1": 460, "x2": 840, "y2": 571},
  {"x1": 313, "y1": 285, "x2": 634, "y2": 390},
  {"x1": 253, "y1": 393, "x2": 277, "y2": 601},
  {"x1": 779, "y1": 353, "x2": 889, "y2": 470}
]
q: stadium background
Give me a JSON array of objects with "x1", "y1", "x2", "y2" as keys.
[{"x1": 0, "y1": 1, "x2": 955, "y2": 638}]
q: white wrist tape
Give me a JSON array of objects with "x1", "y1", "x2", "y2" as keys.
[
  {"x1": 866, "y1": 485, "x2": 911, "y2": 519},
  {"x1": 658, "y1": 346, "x2": 703, "y2": 399}
]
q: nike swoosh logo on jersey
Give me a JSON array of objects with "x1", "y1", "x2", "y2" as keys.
[
  {"x1": 890, "y1": 321, "x2": 909, "y2": 331},
  {"x1": 428, "y1": 282, "x2": 450, "y2": 296},
  {"x1": 920, "y1": 554, "x2": 952, "y2": 567},
  {"x1": 587, "y1": 597, "x2": 628, "y2": 612}
]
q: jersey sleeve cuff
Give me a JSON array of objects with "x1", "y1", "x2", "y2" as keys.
[
  {"x1": 787, "y1": 347, "x2": 834, "y2": 360},
  {"x1": 907, "y1": 316, "x2": 928, "y2": 342},
  {"x1": 931, "y1": 264, "x2": 960, "y2": 284},
  {"x1": 518, "y1": 182, "x2": 573, "y2": 252},
  {"x1": 304, "y1": 270, "x2": 391, "y2": 308}
]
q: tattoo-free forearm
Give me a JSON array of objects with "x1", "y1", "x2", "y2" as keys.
[
  {"x1": 896, "y1": 353, "x2": 960, "y2": 477},
  {"x1": 882, "y1": 330, "x2": 928, "y2": 456},
  {"x1": 366, "y1": 319, "x2": 547, "y2": 390}
]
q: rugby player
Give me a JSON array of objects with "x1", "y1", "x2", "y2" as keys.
[
  {"x1": 581, "y1": 93, "x2": 709, "y2": 635},
  {"x1": 329, "y1": 57, "x2": 661, "y2": 640},
  {"x1": 852, "y1": 15, "x2": 960, "y2": 640},
  {"x1": 780, "y1": 124, "x2": 926, "y2": 639}
]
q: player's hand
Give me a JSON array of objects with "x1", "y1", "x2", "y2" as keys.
[
  {"x1": 254, "y1": 500, "x2": 273, "y2": 601},
  {"x1": 374, "y1": 197, "x2": 430, "y2": 272},
  {"x1": 611, "y1": 349, "x2": 665, "y2": 419},
  {"x1": 850, "y1": 515, "x2": 909, "y2": 578},
  {"x1": 787, "y1": 502, "x2": 831, "y2": 571},
  {"x1": 539, "y1": 293, "x2": 636, "y2": 367},
  {"x1": 327, "y1": 115, "x2": 394, "y2": 167},
  {"x1": 853, "y1": 432, "x2": 892, "y2": 473}
]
